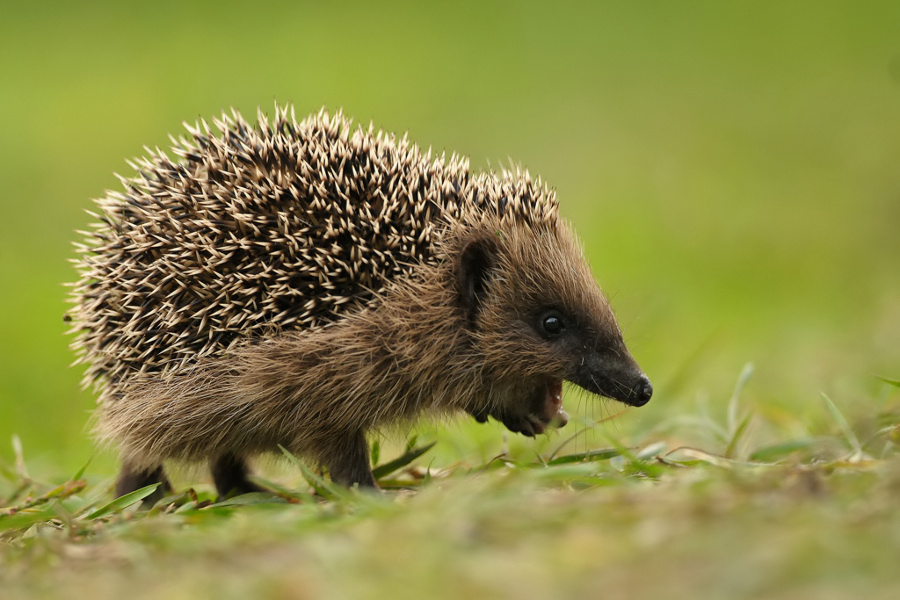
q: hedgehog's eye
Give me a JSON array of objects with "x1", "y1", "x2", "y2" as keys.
[{"x1": 537, "y1": 310, "x2": 566, "y2": 339}]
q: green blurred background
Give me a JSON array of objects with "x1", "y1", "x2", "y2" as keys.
[{"x1": 1, "y1": 1, "x2": 898, "y2": 477}]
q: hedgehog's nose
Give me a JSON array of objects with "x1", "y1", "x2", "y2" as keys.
[{"x1": 632, "y1": 376, "x2": 653, "y2": 406}]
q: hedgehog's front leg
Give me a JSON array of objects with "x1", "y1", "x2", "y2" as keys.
[
  {"x1": 211, "y1": 453, "x2": 265, "y2": 499},
  {"x1": 323, "y1": 429, "x2": 378, "y2": 488},
  {"x1": 115, "y1": 461, "x2": 173, "y2": 506}
]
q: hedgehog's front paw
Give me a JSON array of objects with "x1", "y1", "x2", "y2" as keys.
[
  {"x1": 498, "y1": 413, "x2": 551, "y2": 437},
  {"x1": 491, "y1": 378, "x2": 569, "y2": 437}
]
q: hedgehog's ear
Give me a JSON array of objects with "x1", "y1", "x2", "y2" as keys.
[{"x1": 458, "y1": 236, "x2": 495, "y2": 327}]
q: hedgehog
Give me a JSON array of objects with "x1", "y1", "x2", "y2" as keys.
[{"x1": 69, "y1": 105, "x2": 652, "y2": 503}]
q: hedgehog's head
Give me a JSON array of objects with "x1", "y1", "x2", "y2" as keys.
[{"x1": 455, "y1": 214, "x2": 652, "y2": 437}]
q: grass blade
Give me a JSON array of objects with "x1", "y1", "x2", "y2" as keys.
[
  {"x1": 821, "y1": 392, "x2": 864, "y2": 460},
  {"x1": 727, "y1": 363, "x2": 754, "y2": 434},
  {"x1": 370, "y1": 439, "x2": 381, "y2": 466},
  {"x1": 71, "y1": 457, "x2": 93, "y2": 482},
  {"x1": 11, "y1": 435, "x2": 29, "y2": 480},
  {"x1": 0, "y1": 507, "x2": 58, "y2": 532},
  {"x1": 372, "y1": 441, "x2": 436, "y2": 480},
  {"x1": 278, "y1": 445, "x2": 351, "y2": 501},
  {"x1": 749, "y1": 439, "x2": 817, "y2": 463},
  {"x1": 547, "y1": 448, "x2": 621, "y2": 466},
  {"x1": 83, "y1": 484, "x2": 159, "y2": 519},
  {"x1": 724, "y1": 413, "x2": 753, "y2": 459},
  {"x1": 1, "y1": 479, "x2": 86, "y2": 517},
  {"x1": 877, "y1": 376, "x2": 900, "y2": 388}
]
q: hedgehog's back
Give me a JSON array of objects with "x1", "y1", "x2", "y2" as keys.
[{"x1": 70, "y1": 108, "x2": 469, "y2": 391}]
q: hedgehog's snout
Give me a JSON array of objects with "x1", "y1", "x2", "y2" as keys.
[
  {"x1": 630, "y1": 376, "x2": 653, "y2": 407},
  {"x1": 569, "y1": 348, "x2": 652, "y2": 408},
  {"x1": 598, "y1": 371, "x2": 652, "y2": 407}
]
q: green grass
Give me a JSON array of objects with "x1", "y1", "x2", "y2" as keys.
[
  {"x1": 2, "y1": 1, "x2": 900, "y2": 598},
  {"x1": 2, "y1": 372, "x2": 898, "y2": 599}
]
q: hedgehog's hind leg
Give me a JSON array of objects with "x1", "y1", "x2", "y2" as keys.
[
  {"x1": 324, "y1": 430, "x2": 378, "y2": 489},
  {"x1": 211, "y1": 453, "x2": 264, "y2": 499},
  {"x1": 115, "y1": 462, "x2": 173, "y2": 507}
]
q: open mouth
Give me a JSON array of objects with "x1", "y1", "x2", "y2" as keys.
[
  {"x1": 542, "y1": 377, "x2": 568, "y2": 428},
  {"x1": 517, "y1": 377, "x2": 568, "y2": 436},
  {"x1": 469, "y1": 377, "x2": 570, "y2": 437}
]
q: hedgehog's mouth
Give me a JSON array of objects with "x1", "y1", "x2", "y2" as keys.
[
  {"x1": 496, "y1": 377, "x2": 568, "y2": 437},
  {"x1": 467, "y1": 377, "x2": 568, "y2": 436},
  {"x1": 540, "y1": 377, "x2": 568, "y2": 431}
]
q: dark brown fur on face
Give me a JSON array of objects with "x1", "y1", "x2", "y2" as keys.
[{"x1": 71, "y1": 107, "x2": 651, "y2": 501}]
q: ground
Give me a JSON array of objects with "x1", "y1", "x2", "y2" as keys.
[{"x1": 2, "y1": 377, "x2": 899, "y2": 599}]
